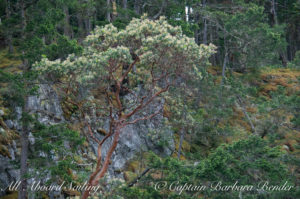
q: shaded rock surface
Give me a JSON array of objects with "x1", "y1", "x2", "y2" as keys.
[{"x1": 0, "y1": 84, "x2": 174, "y2": 197}]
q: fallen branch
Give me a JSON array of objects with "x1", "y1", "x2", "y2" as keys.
[{"x1": 128, "y1": 168, "x2": 151, "y2": 187}]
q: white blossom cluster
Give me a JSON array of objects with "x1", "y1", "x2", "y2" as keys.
[{"x1": 33, "y1": 15, "x2": 216, "y2": 85}]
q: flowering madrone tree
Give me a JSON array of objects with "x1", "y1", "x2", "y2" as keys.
[{"x1": 34, "y1": 15, "x2": 215, "y2": 199}]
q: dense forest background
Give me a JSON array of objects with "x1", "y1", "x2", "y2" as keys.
[
  {"x1": 0, "y1": 0, "x2": 300, "y2": 199},
  {"x1": 1, "y1": 0, "x2": 300, "y2": 67}
]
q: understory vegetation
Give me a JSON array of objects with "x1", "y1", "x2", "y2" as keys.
[{"x1": 0, "y1": 0, "x2": 299, "y2": 198}]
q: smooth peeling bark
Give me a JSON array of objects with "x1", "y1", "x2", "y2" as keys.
[{"x1": 81, "y1": 129, "x2": 120, "y2": 199}]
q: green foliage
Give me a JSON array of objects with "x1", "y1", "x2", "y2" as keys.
[
  {"x1": 288, "y1": 51, "x2": 300, "y2": 68},
  {"x1": 45, "y1": 35, "x2": 83, "y2": 60},
  {"x1": 119, "y1": 186, "x2": 162, "y2": 199},
  {"x1": 20, "y1": 34, "x2": 82, "y2": 64},
  {"x1": 0, "y1": 70, "x2": 38, "y2": 108},
  {"x1": 119, "y1": 136, "x2": 296, "y2": 199},
  {"x1": 219, "y1": 2, "x2": 286, "y2": 69},
  {"x1": 31, "y1": 123, "x2": 85, "y2": 183},
  {"x1": 20, "y1": 36, "x2": 45, "y2": 65}
]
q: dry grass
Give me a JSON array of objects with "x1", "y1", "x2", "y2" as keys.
[
  {"x1": 260, "y1": 68, "x2": 300, "y2": 96},
  {"x1": 0, "y1": 48, "x2": 22, "y2": 72}
]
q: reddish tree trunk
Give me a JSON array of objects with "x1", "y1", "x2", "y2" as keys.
[{"x1": 81, "y1": 129, "x2": 120, "y2": 199}]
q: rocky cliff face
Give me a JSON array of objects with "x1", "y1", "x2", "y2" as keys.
[{"x1": 0, "y1": 84, "x2": 174, "y2": 197}]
